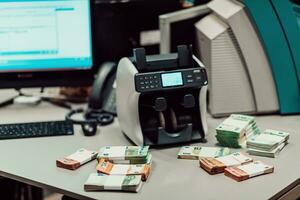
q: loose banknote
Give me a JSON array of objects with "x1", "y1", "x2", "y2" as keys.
[{"x1": 177, "y1": 146, "x2": 230, "y2": 160}]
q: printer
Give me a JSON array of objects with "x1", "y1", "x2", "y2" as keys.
[
  {"x1": 195, "y1": 0, "x2": 300, "y2": 117},
  {"x1": 116, "y1": 45, "x2": 208, "y2": 146}
]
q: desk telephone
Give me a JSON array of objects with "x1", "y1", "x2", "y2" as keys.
[
  {"x1": 66, "y1": 62, "x2": 117, "y2": 136},
  {"x1": 88, "y1": 62, "x2": 117, "y2": 116}
]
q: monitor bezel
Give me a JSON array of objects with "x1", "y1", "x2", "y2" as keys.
[{"x1": 0, "y1": 0, "x2": 96, "y2": 89}]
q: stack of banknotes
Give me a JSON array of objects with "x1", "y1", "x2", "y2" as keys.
[
  {"x1": 84, "y1": 146, "x2": 152, "y2": 192},
  {"x1": 198, "y1": 151, "x2": 274, "y2": 181},
  {"x1": 97, "y1": 146, "x2": 151, "y2": 164},
  {"x1": 177, "y1": 146, "x2": 231, "y2": 160},
  {"x1": 96, "y1": 158, "x2": 151, "y2": 181},
  {"x1": 56, "y1": 148, "x2": 98, "y2": 170},
  {"x1": 224, "y1": 161, "x2": 274, "y2": 182},
  {"x1": 216, "y1": 114, "x2": 260, "y2": 148},
  {"x1": 199, "y1": 152, "x2": 253, "y2": 174},
  {"x1": 247, "y1": 129, "x2": 290, "y2": 157},
  {"x1": 84, "y1": 173, "x2": 143, "y2": 192}
]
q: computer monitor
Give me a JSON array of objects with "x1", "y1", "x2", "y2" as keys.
[{"x1": 0, "y1": 0, "x2": 94, "y2": 88}]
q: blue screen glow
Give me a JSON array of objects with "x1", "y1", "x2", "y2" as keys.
[
  {"x1": 0, "y1": 0, "x2": 92, "y2": 72},
  {"x1": 161, "y1": 72, "x2": 183, "y2": 87}
]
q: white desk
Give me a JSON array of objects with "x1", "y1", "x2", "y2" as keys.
[{"x1": 0, "y1": 102, "x2": 299, "y2": 200}]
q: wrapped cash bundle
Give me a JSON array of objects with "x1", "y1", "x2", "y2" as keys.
[
  {"x1": 97, "y1": 146, "x2": 150, "y2": 164},
  {"x1": 216, "y1": 114, "x2": 260, "y2": 148},
  {"x1": 56, "y1": 148, "x2": 98, "y2": 170},
  {"x1": 199, "y1": 152, "x2": 253, "y2": 174},
  {"x1": 225, "y1": 161, "x2": 274, "y2": 182},
  {"x1": 84, "y1": 173, "x2": 143, "y2": 192},
  {"x1": 96, "y1": 158, "x2": 151, "y2": 181},
  {"x1": 177, "y1": 146, "x2": 231, "y2": 160},
  {"x1": 247, "y1": 129, "x2": 290, "y2": 157}
]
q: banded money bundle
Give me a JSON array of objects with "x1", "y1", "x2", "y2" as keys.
[
  {"x1": 177, "y1": 146, "x2": 231, "y2": 160},
  {"x1": 96, "y1": 158, "x2": 151, "y2": 181},
  {"x1": 97, "y1": 146, "x2": 150, "y2": 164},
  {"x1": 247, "y1": 129, "x2": 290, "y2": 157},
  {"x1": 84, "y1": 173, "x2": 142, "y2": 192},
  {"x1": 56, "y1": 148, "x2": 98, "y2": 170},
  {"x1": 224, "y1": 161, "x2": 274, "y2": 182},
  {"x1": 84, "y1": 146, "x2": 153, "y2": 192},
  {"x1": 199, "y1": 152, "x2": 253, "y2": 174},
  {"x1": 216, "y1": 114, "x2": 260, "y2": 148}
]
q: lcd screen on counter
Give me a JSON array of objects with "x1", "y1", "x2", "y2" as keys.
[{"x1": 161, "y1": 72, "x2": 183, "y2": 87}]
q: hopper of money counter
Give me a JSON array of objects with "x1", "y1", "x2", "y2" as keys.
[{"x1": 116, "y1": 45, "x2": 208, "y2": 146}]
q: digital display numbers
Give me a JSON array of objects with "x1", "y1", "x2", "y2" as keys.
[{"x1": 161, "y1": 72, "x2": 183, "y2": 87}]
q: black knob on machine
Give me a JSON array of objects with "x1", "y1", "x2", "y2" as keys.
[
  {"x1": 154, "y1": 97, "x2": 167, "y2": 112},
  {"x1": 182, "y1": 94, "x2": 195, "y2": 108}
]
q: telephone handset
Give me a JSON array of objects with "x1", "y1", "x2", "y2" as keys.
[
  {"x1": 87, "y1": 62, "x2": 117, "y2": 116},
  {"x1": 66, "y1": 62, "x2": 117, "y2": 136}
]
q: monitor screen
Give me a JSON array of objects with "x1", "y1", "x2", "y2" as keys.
[{"x1": 0, "y1": 0, "x2": 93, "y2": 73}]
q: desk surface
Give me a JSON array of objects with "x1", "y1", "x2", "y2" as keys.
[{"x1": 0, "y1": 101, "x2": 299, "y2": 200}]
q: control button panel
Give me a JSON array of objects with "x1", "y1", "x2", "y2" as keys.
[
  {"x1": 136, "y1": 74, "x2": 161, "y2": 91},
  {"x1": 182, "y1": 68, "x2": 207, "y2": 88},
  {"x1": 135, "y1": 68, "x2": 207, "y2": 93}
]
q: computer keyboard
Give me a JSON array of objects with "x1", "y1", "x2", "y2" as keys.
[{"x1": 0, "y1": 120, "x2": 74, "y2": 140}]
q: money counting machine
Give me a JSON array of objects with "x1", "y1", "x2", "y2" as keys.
[{"x1": 116, "y1": 45, "x2": 208, "y2": 146}]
